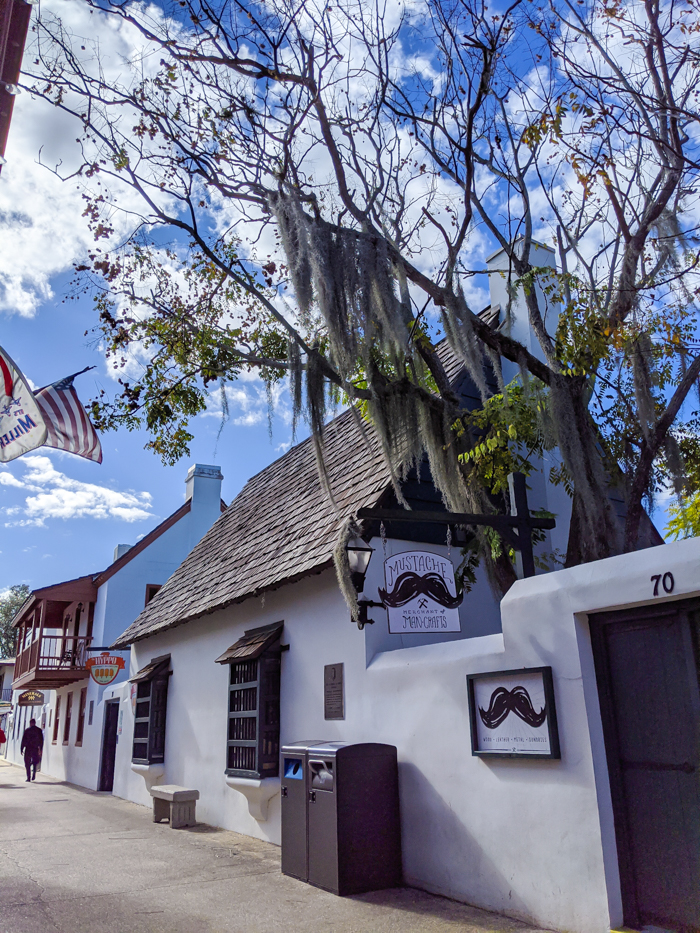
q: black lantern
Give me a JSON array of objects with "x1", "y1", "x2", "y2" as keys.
[
  {"x1": 345, "y1": 536, "x2": 382, "y2": 630},
  {"x1": 345, "y1": 536, "x2": 374, "y2": 594}
]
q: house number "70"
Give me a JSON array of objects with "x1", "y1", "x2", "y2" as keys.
[{"x1": 651, "y1": 572, "x2": 674, "y2": 596}]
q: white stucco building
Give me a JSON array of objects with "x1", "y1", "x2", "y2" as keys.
[
  {"x1": 102, "y1": 333, "x2": 691, "y2": 932},
  {"x1": 5, "y1": 464, "x2": 224, "y2": 790}
]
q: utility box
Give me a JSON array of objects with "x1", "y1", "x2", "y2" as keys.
[{"x1": 280, "y1": 741, "x2": 402, "y2": 895}]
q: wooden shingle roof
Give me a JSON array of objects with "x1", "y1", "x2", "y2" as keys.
[{"x1": 112, "y1": 407, "x2": 393, "y2": 646}]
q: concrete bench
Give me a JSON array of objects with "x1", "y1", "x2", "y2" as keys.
[{"x1": 150, "y1": 785, "x2": 200, "y2": 828}]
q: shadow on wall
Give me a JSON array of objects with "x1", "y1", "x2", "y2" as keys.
[{"x1": 398, "y1": 762, "x2": 534, "y2": 923}]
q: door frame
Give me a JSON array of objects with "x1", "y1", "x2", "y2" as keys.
[
  {"x1": 98, "y1": 699, "x2": 120, "y2": 792},
  {"x1": 589, "y1": 597, "x2": 700, "y2": 929}
]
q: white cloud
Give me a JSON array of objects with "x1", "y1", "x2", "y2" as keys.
[
  {"x1": 0, "y1": 0, "x2": 174, "y2": 318},
  {"x1": 0, "y1": 455, "x2": 154, "y2": 527}
]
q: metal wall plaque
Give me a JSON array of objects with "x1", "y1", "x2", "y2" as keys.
[
  {"x1": 324, "y1": 663, "x2": 345, "y2": 720},
  {"x1": 466, "y1": 667, "x2": 560, "y2": 759}
]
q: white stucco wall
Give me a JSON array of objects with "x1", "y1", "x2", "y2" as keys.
[{"x1": 109, "y1": 534, "x2": 700, "y2": 933}]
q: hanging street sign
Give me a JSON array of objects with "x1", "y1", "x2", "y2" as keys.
[
  {"x1": 86, "y1": 652, "x2": 125, "y2": 686},
  {"x1": 379, "y1": 550, "x2": 463, "y2": 634},
  {"x1": 17, "y1": 689, "x2": 45, "y2": 707}
]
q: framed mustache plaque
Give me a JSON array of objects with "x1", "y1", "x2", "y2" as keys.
[
  {"x1": 466, "y1": 667, "x2": 560, "y2": 759},
  {"x1": 380, "y1": 550, "x2": 463, "y2": 634}
]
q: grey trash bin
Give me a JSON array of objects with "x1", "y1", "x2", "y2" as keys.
[{"x1": 280, "y1": 741, "x2": 401, "y2": 895}]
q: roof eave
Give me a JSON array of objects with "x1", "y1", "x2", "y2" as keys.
[{"x1": 111, "y1": 557, "x2": 334, "y2": 649}]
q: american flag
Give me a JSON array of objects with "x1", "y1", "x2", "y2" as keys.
[{"x1": 35, "y1": 370, "x2": 102, "y2": 464}]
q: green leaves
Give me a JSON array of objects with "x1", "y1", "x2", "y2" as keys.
[
  {"x1": 0, "y1": 585, "x2": 29, "y2": 659},
  {"x1": 82, "y1": 237, "x2": 290, "y2": 465},
  {"x1": 456, "y1": 378, "x2": 552, "y2": 496}
]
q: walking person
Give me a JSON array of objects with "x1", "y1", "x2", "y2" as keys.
[{"x1": 20, "y1": 717, "x2": 43, "y2": 782}]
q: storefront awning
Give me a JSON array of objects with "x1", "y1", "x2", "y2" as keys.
[
  {"x1": 129, "y1": 654, "x2": 171, "y2": 683},
  {"x1": 214, "y1": 622, "x2": 283, "y2": 664}
]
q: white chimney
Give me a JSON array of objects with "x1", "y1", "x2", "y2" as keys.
[
  {"x1": 185, "y1": 463, "x2": 224, "y2": 504},
  {"x1": 114, "y1": 544, "x2": 131, "y2": 561},
  {"x1": 185, "y1": 464, "x2": 224, "y2": 549},
  {"x1": 486, "y1": 239, "x2": 558, "y2": 384}
]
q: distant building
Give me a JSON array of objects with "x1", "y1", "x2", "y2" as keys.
[{"x1": 4, "y1": 464, "x2": 224, "y2": 789}]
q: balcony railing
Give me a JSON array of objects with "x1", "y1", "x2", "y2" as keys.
[
  {"x1": 13, "y1": 635, "x2": 92, "y2": 687},
  {"x1": 1, "y1": 688, "x2": 12, "y2": 702}
]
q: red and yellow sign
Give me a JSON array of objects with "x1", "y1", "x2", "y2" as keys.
[{"x1": 86, "y1": 653, "x2": 125, "y2": 685}]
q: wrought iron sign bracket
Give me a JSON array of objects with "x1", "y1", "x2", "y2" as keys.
[
  {"x1": 356, "y1": 599, "x2": 383, "y2": 631},
  {"x1": 357, "y1": 473, "x2": 554, "y2": 579}
]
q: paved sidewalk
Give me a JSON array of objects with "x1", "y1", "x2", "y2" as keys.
[{"x1": 0, "y1": 759, "x2": 551, "y2": 933}]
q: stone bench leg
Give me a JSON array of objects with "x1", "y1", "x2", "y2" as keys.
[
  {"x1": 153, "y1": 796, "x2": 170, "y2": 823},
  {"x1": 170, "y1": 799, "x2": 196, "y2": 828}
]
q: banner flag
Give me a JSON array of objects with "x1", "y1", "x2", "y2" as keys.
[
  {"x1": 35, "y1": 369, "x2": 103, "y2": 464},
  {"x1": 0, "y1": 346, "x2": 47, "y2": 462}
]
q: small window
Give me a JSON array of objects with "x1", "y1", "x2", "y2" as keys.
[
  {"x1": 144, "y1": 584, "x2": 162, "y2": 607},
  {"x1": 75, "y1": 688, "x2": 87, "y2": 746},
  {"x1": 63, "y1": 692, "x2": 73, "y2": 745},
  {"x1": 131, "y1": 656, "x2": 170, "y2": 765},
  {"x1": 217, "y1": 624, "x2": 283, "y2": 781},
  {"x1": 52, "y1": 696, "x2": 61, "y2": 744},
  {"x1": 226, "y1": 655, "x2": 281, "y2": 777}
]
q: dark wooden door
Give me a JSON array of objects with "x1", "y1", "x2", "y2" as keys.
[
  {"x1": 99, "y1": 701, "x2": 119, "y2": 792},
  {"x1": 591, "y1": 603, "x2": 700, "y2": 931}
]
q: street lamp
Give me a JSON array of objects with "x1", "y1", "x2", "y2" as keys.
[
  {"x1": 345, "y1": 536, "x2": 374, "y2": 593},
  {"x1": 345, "y1": 536, "x2": 383, "y2": 630}
]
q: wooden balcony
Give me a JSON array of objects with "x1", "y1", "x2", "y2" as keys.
[{"x1": 12, "y1": 635, "x2": 92, "y2": 691}]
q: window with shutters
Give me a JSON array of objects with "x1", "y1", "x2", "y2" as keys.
[
  {"x1": 131, "y1": 656, "x2": 171, "y2": 765},
  {"x1": 227, "y1": 655, "x2": 281, "y2": 778},
  {"x1": 75, "y1": 688, "x2": 87, "y2": 746},
  {"x1": 63, "y1": 692, "x2": 73, "y2": 745},
  {"x1": 52, "y1": 696, "x2": 61, "y2": 744},
  {"x1": 217, "y1": 621, "x2": 284, "y2": 780}
]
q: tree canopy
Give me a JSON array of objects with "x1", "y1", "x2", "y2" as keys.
[
  {"x1": 0, "y1": 585, "x2": 29, "y2": 659},
  {"x1": 24, "y1": 0, "x2": 700, "y2": 585}
]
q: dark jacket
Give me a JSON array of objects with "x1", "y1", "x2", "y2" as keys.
[{"x1": 20, "y1": 724, "x2": 43, "y2": 755}]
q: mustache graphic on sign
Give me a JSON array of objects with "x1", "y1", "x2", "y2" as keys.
[
  {"x1": 478, "y1": 686, "x2": 547, "y2": 729},
  {"x1": 378, "y1": 571, "x2": 464, "y2": 609}
]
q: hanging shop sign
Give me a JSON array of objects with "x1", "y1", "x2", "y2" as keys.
[
  {"x1": 17, "y1": 689, "x2": 45, "y2": 707},
  {"x1": 466, "y1": 667, "x2": 560, "y2": 759},
  {"x1": 380, "y1": 550, "x2": 463, "y2": 634},
  {"x1": 86, "y1": 652, "x2": 125, "y2": 686}
]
